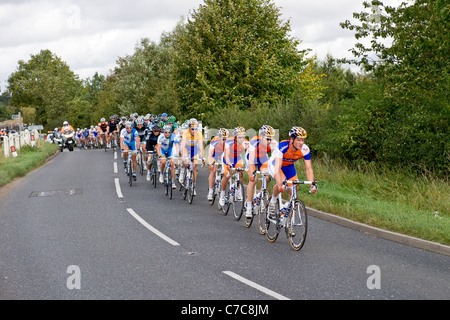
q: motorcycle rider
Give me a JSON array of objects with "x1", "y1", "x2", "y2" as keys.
[{"x1": 61, "y1": 121, "x2": 74, "y2": 146}]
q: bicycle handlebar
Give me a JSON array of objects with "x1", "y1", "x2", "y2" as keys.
[{"x1": 283, "y1": 179, "x2": 317, "y2": 186}]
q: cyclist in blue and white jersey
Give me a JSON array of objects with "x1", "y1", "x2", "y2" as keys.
[
  {"x1": 156, "y1": 125, "x2": 179, "y2": 188},
  {"x1": 120, "y1": 121, "x2": 140, "y2": 181}
]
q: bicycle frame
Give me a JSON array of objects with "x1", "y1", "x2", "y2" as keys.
[
  {"x1": 265, "y1": 179, "x2": 317, "y2": 251},
  {"x1": 244, "y1": 170, "x2": 271, "y2": 233}
]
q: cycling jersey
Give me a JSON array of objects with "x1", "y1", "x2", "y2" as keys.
[
  {"x1": 182, "y1": 130, "x2": 203, "y2": 158},
  {"x1": 108, "y1": 119, "x2": 119, "y2": 131},
  {"x1": 182, "y1": 130, "x2": 203, "y2": 147},
  {"x1": 146, "y1": 131, "x2": 160, "y2": 152},
  {"x1": 135, "y1": 124, "x2": 148, "y2": 143},
  {"x1": 209, "y1": 136, "x2": 226, "y2": 162},
  {"x1": 121, "y1": 127, "x2": 139, "y2": 151},
  {"x1": 98, "y1": 122, "x2": 108, "y2": 132},
  {"x1": 246, "y1": 136, "x2": 278, "y2": 173},
  {"x1": 268, "y1": 140, "x2": 311, "y2": 180},
  {"x1": 221, "y1": 136, "x2": 249, "y2": 176},
  {"x1": 158, "y1": 133, "x2": 178, "y2": 158},
  {"x1": 223, "y1": 136, "x2": 249, "y2": 164}
]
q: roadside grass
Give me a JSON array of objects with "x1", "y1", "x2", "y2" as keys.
[
  {"x1": 233, "y1": 148, "x2": 449, "y2": 245},
  {"x1": 295, "y1": 156, "x2": 449, "y2": 245},
  {"x1": 0, "y1": 141, "x2": 59, "y2": 186}
]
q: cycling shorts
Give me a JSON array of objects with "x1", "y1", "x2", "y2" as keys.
[
  {"x1": 160, "y1": 148, "x2": 173, "y2": 158},
  {"x1": 268, "y1": 162, "x2": 298, "y2": 181},
  {"x1": 184, "y1": 145, "x2": 199, "y2": 159},
  {"x1": 124, "y1": 141, "x2": 137, "y2": 151},
  {"x1": 221, "y1": 155, "x2": 244, "y2": 177}
]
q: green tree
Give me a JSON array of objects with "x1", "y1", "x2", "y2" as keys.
[
  {"x1": 7, "y1": 49, "x2": 84, "y2": 129},
  {"x1": 171, "y1": 0, "x2": 310, "y2": 120},
  {"x1": 111, "y1": 38, "x2": 178, "y2": 117},
  {"x1": 340, "y1": 0, "x2": 449, "y2": 176}
]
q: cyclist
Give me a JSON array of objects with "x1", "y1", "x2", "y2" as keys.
[
  {"x1": 156, "y1": 125, "x2": 178, "y2": 189},
  {"x1": 207, "y1": 128, "x2": 229, "y2": 201},
  {"x1": 145, "y1": 123, "x2": 161, "y2": 181},
  {"x1": 120, "y1": 121, "x2": 140, "y2": 181},
  {"x1": 76, "y1": 128, "x2": 84, "y2": 149},
  {"x1": 98, "y1": 118, "x2": 108, "y2": 147},
  {"x1": 107, "y1": 115, "x2": 119, "y2": 148},
  {"x1": 267, "y1": 127, "x2": 317, "y2": 218},
  {"x1": 82, "y1": 128, "x2": 90, "y2": 148},
  {"x1": 179, "y1": 119, "x2": 205, "y2": 192},
  {"x1": 218, "y1": 127, "x2": 249, "y2": 209},
  {"x1": 245, "y1": 125, "x2": 278, "y2": 218},
  {"x1": 135, "y1": 116, "x2": 148, "y2": 161},
  {"x1": 159, "y1": 113, "x2": 169, "y2": 129}
]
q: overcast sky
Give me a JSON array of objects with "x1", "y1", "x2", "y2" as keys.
[{"x1": 0, "y1": 0, "x2": 399, "y2": 92}]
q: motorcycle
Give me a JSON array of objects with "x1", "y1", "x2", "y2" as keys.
[
  {"x1": 53, "y1": 132, "x2": 64, "y2": 152},
  {"x1": 62, "y1": 130, "x2": 75, "y2": 152}
]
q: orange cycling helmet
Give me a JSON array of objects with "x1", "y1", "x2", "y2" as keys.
[
  {"x1": 233, "y1": 126, "x2": 246, "y2": 136},
  {"x1": 259, "y1": 125, "x2": 275, "y2": 138},
  {"x1": 289, "y1": 127, "x2": 307, "y2": 139}
]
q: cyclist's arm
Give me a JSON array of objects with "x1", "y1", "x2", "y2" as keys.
[
  {"x1": 156, "y1": 143, "x2": 162, "y2": 157},
  {"x1": 208, "y1": 145, "x2": 215, "y2": 165},
  {"x1": 304, "y1": 159, "x2": 314, "y2": 182},
  {"x1": 120, "y1": 137, "x2": 125, "y2": 150},
  {"x1": 224, "y1": 145, "x2": 232, "y2": 167}
]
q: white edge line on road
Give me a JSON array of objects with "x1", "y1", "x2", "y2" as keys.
[
  {"x1": 223, "y1": 271, "x2": 290, "y2": 300},
  {"x1": 114, "y1": 151, "x2": 117, "y2": 160},
  {"x1": 126, "y1": 208, "x2": 180, "y2": 247},
  {"x1": 113, "y1": 162, "x2": 118, "y2": 174},
  {"x1": 114, "y1": 178, "x2": 123, "y2": 198}
]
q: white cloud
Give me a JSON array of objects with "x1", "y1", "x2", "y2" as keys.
[{"x1": 1, "y1": 0, "x2": 397, "y2": 91}]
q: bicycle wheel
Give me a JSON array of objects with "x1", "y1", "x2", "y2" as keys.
[
  {"x1": 221, "y1": 184, "x2": 230, "y2": 215},
  {"x1": 258, "y1": 190, "x2": 269, "y2": 235},
  {"x1": 168, "y1": 167, "x2": 173, "y2": 200},
  {"x1": 264, "y1": 197, "x2": 279, "y2": 242},
  {"x1": 210, "y1": 184, "x2": 217, "y2": 206},
  {"x1": 128, "y1": 160, "x2": 133, "y2": 187},
  {"x1": 182, "y1": 172, "x2": 188, "y2": 200},
  {"x1": 243, "y1": 203, "x2": 253, "y2": 228},
  {"x1": 164, "y1": 169, "x2": 169, "y2": 196},
  {"x1": 232, "y1": 182, "x2": 244, "y2": 221},
  {"x1": 152, "y1": 166, "x2": 157, "y2": 188},
  {"x1": 188, "y1": 172, "x2": 195, "y2": 204},
  {"x1": 287, "y1": 200, "x2": 308, "y2": 251},
  {"x1": 139, "y1": 152, "x2": 144, "y2": 175}
]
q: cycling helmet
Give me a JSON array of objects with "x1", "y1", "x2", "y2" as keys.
[
  {"x1": 217, "y1": 128, "x2": 229, "y2": 139},
  {"x1": 101, "y1": 118, "x2": 105, "y2": 122},
  {"x1": 289, "y1": 127, "x2": 307, "y2": 139},
  {"x1": 63, "y1": 121, "x2": 69, "y2": 126},
  {"x1": 233, "y1": 126, "x2": 246, "y2": 136},
  {"x1": 125, "y1": 121, "x2": 133, "y2": 128},
  {"x1": 259, "y1": 125, "x2": 275, "y2": 138},
  {"x1": 189, "y1": 119, "x2": 199, "y2": 128},
  {"x1": 152, "y1": 124, "x2": 160, "y2": 132},
  {"x1": 163, "y1": 125, "x2": 172, "y2": 133},
  {"x1": 136, "y1": 117, "x2": 144, "y2": 125},
  {"x1": 168, "y1": 115, "x2": 176, "y2": 123}
]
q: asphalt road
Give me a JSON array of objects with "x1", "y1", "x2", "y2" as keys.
[{"x1": 0, "y1": 148, "x2": 449, "y2": 302}]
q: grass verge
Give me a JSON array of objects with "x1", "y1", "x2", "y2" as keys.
[
  {"x1": 293, "y1": 156, "x2": 449, "y2": 245},
  {"x1": 0, "y1": 140, "x2": 59, "y2": 186}
]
